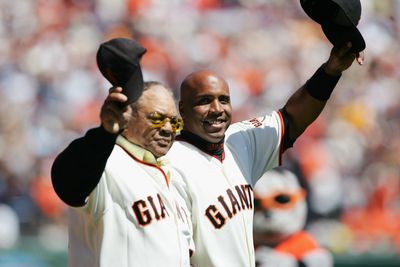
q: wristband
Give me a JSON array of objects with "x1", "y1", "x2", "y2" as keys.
[{"x1": 304, "y1": 65, "x2": 341, "y2": 101}]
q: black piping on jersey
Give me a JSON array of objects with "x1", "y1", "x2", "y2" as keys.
[
  {"x1": 176, "y1": 130, "x2": 225, "y2": 162},
  {"x1": 51, "y1": 126, "x2": 117, "y2": 207},
  {"x1": 116, "y1": 144, "x2": 170, "y2": 188}
]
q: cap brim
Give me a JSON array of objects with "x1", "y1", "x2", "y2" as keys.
[
  {"x1": 123, "y1": 65, "x2": 144, "y2": 104},
  {"x1": 322, "y1": 23, "x2": 366, "y2": 53}
]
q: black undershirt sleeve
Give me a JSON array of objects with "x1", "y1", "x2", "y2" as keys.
[
  {"x1": 51, "y1": 126, "x2": 118, "y2": 207},
  {"x1": 279, "y1": 108, "x2": 296, "y2": 152}
]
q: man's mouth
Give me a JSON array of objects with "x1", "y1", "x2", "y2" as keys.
[
  {"x1": 157, "y1": 138, "x2": 171, "y2": 146},
  {"x1": 203, "y1": 118, "x2": 226, "y2": 126}
]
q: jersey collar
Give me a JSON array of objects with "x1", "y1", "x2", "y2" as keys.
[
  {"x1": 116, "y1": 135, "x2": 168, "y2": 166},
  {"x1": 176, "y1": 130, "x2": 225, "y2": 161}
]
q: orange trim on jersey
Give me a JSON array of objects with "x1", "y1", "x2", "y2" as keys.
[
  {"x1": 117, "y1": 144, "x2": 170, "y2": 188},
  {"x1": 277, "y1": 111, "x2": 285, "y2": 166},
  {"x1": 275, "y1": 231, "x2": 320, "y2": 260}
]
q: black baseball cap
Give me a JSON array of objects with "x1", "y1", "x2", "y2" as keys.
[
  {"x1": 300, "y1": 0, "x2": 366, "y2": 53},
  {"x1": 96, "y1": 38, "x2": 147, "y2": 104}
]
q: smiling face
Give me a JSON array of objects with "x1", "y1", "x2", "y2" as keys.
[
  {"x1": 123, "y1": 83, "x2": 179, "y2": 158},
  {"x1": 179, "y1": 70, "x2": 232, "y2": 143}
]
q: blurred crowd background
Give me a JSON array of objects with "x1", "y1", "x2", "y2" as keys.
[{"x1": 0, "y1": 0, "x2": 399, "y2": 265}]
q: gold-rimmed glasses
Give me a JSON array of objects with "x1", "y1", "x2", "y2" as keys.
[{"x1": 146, "y1": 111, "x2": 183, "y2": 133}]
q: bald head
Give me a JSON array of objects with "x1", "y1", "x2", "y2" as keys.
[
  {"x1": 180, "y1": 70, "x2": 229, "y2": 101},
  {"x1": 179, "y1": 69, "x2": 232, "y2": 143}
]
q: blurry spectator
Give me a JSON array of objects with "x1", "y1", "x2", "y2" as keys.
[{"x1": 0, "y1": 203, "x2": 19, "y2": 249}]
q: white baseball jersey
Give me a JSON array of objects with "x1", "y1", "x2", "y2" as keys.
[
  {"x1": 168, "y1": 111, "x2": 284, "y2": 267},
  {"x1": 68, "y1": 136, "x2": 191, "y2": 267}
]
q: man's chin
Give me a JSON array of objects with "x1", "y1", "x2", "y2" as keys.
[
  {"x1": 203, "y1": 132, "x2": 225, "y2": 143},
  {"x1": 151, "y1": 146, "x2": 171, "y2": 158}
]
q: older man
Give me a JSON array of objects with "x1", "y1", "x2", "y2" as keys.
[{"x1": 51, "y1": 81, "x2": 191, "y2": 267}]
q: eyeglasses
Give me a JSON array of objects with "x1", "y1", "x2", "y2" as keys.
[
  {"x1": 254, "y1": 189, "x2": 306, "y2": 210},
  {"x1": 146, "y1": 111, "x2": 184, "y2": 133}
]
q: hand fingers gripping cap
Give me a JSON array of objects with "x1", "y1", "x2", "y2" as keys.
[
  {"x1": 300, "y1": 0, "x2": 366, "y2": 53},
  {"x1": 96, "y1": 38, "x2": 147, "y2": 103}
]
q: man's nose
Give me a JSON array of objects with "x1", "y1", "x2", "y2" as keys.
[
  {"x1": 209, "y1": 100, "x2": 223, "y2": 113},
  {"x1": 159, "y1": 119, "x2": 174, "y2": 134}
]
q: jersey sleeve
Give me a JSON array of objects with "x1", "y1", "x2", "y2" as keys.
[
  {"x1": 51, "y1": 126, "x2": 117, "y2": 207},
  {"x1": 75, "y1": 171, "x2": 111, "y2": 218},
  {"x1": 225, "y1": 111, "x2": 284, "y2": 187}
]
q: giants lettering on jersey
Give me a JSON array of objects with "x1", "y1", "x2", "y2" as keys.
[
  {"x1": 248, "y1": 117, "x2": 263, "y2": 128},
  {"x1": 132, "y1": 193, "x2": 169, "y2": 226},
  {"x1": 205, "y1": 184, "x2": 253, "y2": 229}
]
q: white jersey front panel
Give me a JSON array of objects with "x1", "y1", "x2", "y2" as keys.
[
  {"x1": 68, "y1": 145, "x2": 190, "y2": 267},
  {"x1": 168, "y1": 111, "x2": 284, "y2": 267}
]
